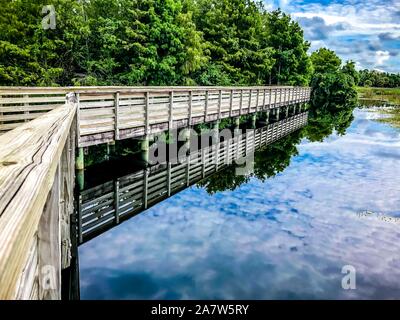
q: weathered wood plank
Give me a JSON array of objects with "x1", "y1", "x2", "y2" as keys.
[{"x1": 0, "y1": 102, "x2": 77, "y2": 299}]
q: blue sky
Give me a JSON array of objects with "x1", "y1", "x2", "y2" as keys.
[{"x1": 264, "y1": 0, "x2": 400, "y2": 73}]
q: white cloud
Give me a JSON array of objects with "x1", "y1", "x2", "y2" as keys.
[
  {"x1": 283, "y1": 0, "x2": 400, "y2": 72},
  {"x1": 375, "y1": 50, "x2": 390, "y2": 66}
]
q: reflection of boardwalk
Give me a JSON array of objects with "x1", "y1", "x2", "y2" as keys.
[{"x1": 78, "y1": 112, "x2": 309, "y2": 244}]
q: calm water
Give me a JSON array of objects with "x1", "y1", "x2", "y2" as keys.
[{"x1": 78, "y1": 109, "x2": 400, "y2": 299}]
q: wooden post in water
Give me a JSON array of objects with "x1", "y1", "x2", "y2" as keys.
[
  {"x1": 251, "y1": 113, "x2": 257, "y2": 128},
  {"x1": 234, "y1": 117, "x2": 240, "y2": 136},
  {"x1": 76, "y1": 147, "x2": 84, "y2": 172},
  {"x1": 140, "y1": 135, "x2": 152, "y2": 164}
]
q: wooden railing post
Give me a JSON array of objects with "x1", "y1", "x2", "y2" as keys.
[
  {"x1": 218, "y1": 90, "x2": 222, "y2": 121},
  {"x1": 239, "y1": 90, "x2": 243, "y2": 116},
  {"x1": 145, "y1": 91, "x2": 150, "y2": 135},
  {"x1": 229, "y1": 89, "x2": 234, "y2": 117},
  {"x1": 114, "y1": 92, "x2": 120, "y2": 140},
  {"x1": 262, "y1": 89, "x2": 266, "y2": 111},
  {"x1": 169, "y1": 91, "x2": 174, "y2": 131},
  {"x1": 204, "y1": 90, "x2": 209, "y2": 121},
  {"x1": 248, "y1": 89, "x2": 252, "y2": 114},
  {"x1": 188, "y1": 91, "x2": 193, "y2": 126}
]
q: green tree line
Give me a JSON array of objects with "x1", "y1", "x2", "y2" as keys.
[
  {"x1": 0, "y1": 0, "x2": 314, "y2": 86},
  {"x1": 357, "y1": 69, "x2": 400, "y2": 88}
]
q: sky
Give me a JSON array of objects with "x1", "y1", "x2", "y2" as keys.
[{"x1": 264, "y1": 0, "x2": 400, "y2": 73}]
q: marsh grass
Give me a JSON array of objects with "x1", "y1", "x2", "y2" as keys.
[{"x1": 357, "y1": 87, "x2": 400, "y2": 105}]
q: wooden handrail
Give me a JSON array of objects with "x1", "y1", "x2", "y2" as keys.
[
  {"x1": 0, "y1": 85, "x2": 308, "y2": 94},
  {"x1": 0, "y1": 101, "x2": 76, "y2": 299}
]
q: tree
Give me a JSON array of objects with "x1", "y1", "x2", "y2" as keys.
[
  {"x1": 67, "y1": 0, "x2": 209, "y2": 86},
  {"x1": 0, "y1": 0, "x2": 90, "y2": 86},
  {"x1": 193, "y1": 0, "x2": 275, "y2": 85},
  {"x1": 310, "y1": 47, "x2": 341, "y2": 75},
  {"x1": 265, "y1": 9, "x2": 313, "y2": 85}
]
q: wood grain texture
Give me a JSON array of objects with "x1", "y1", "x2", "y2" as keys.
[{"x1": 0, "y1": 102, "x2": 76, "y2": 299}]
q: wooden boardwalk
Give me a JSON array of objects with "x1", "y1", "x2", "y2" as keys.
[
  {"x1": 0, "y1": 85, "x2": 310, "y2": 300},
  {"x1": 0, "y1": 86, "x2": 311, "y2": 147},
  {"x1": 78, "y1": 112, "x2": 308, "y2": 244}
]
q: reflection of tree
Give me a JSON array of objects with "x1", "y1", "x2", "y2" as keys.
[
  {"x1": 197, "y1": 130, "x2": 302, "y2": 194},
  {"x1": 305, "y1": 95, "x2": 356, "y2": 142},
  {"x1": 198, "y1": 101, "x2": 357, "y2": 194},
  {"x1": 253, "y1": 130, "x2": 303, "y2": 181},
  {"x1": 197, "y1": 166, "x2": 250, "y2": 195}
]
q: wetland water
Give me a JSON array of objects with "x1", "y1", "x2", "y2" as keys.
[{"x1": 76, "y1": 108, "x2": 400, "y2": 299}]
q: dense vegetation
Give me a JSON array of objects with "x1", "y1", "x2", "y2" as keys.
[
  {"x1": 0, "y1": 0, "x2": 313, "y2": 87},
  {"x1": 357, "y1": 69, "x2": 400, "y2": 88}
]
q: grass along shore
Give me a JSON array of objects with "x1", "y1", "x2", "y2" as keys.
[{"x1": 357, "y1": 87, "x2": 400, "y2": 105}]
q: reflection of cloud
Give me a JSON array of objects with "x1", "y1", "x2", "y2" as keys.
[{"x1": 79, "y1": 110, "x2": 400, "y2": 300}]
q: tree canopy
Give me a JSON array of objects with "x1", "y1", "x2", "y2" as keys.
[
  {"x1": 0, "y1": 0, "x2": 313, "y2": 87},
  {"x1": 310, "y1": 48, "x2": 341, "y2": 75}
]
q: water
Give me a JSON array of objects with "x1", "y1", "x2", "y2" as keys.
[{"x1": 77, "y1": 109, "x2": 400, "y2": 300}]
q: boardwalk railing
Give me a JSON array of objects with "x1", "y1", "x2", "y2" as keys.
[
  {"x1": 0, "y1": 85, "x2": 311, "y2": 300},
  {"x1": 0, "y1": 99, "x2": 76, "y2": 299},
  {"x1": 0, "y1": 86, "x2": 311, "y2": 147},
  {"x1": 78, "y1": 112, "x2": 309, "y2": 244}
]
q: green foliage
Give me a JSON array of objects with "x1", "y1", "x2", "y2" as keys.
[
  {"x1": 310, "y1": 47, "x2": 341, "y2": 75},
  {"x1": 357, "y1": 69, "x2": 400, "y2": 88},
  {"x1": 311, "y1": 71, "x2": 357, "y2": 112},
  {"x1": 0, "y1": 0, "x2": 89, "y2": 86},
  {"x1": 266, "y1": 9, "x2": 313, "y2": 85},
  {"x1": 310, "y1": 47, "x2": 358, "y2": 118},
  {"x1": 193, "y1": 0, "x2": 275, "y2": 85},
  {"x1": 0, "y1": 0, "x2": 314, "y2": 87}
]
